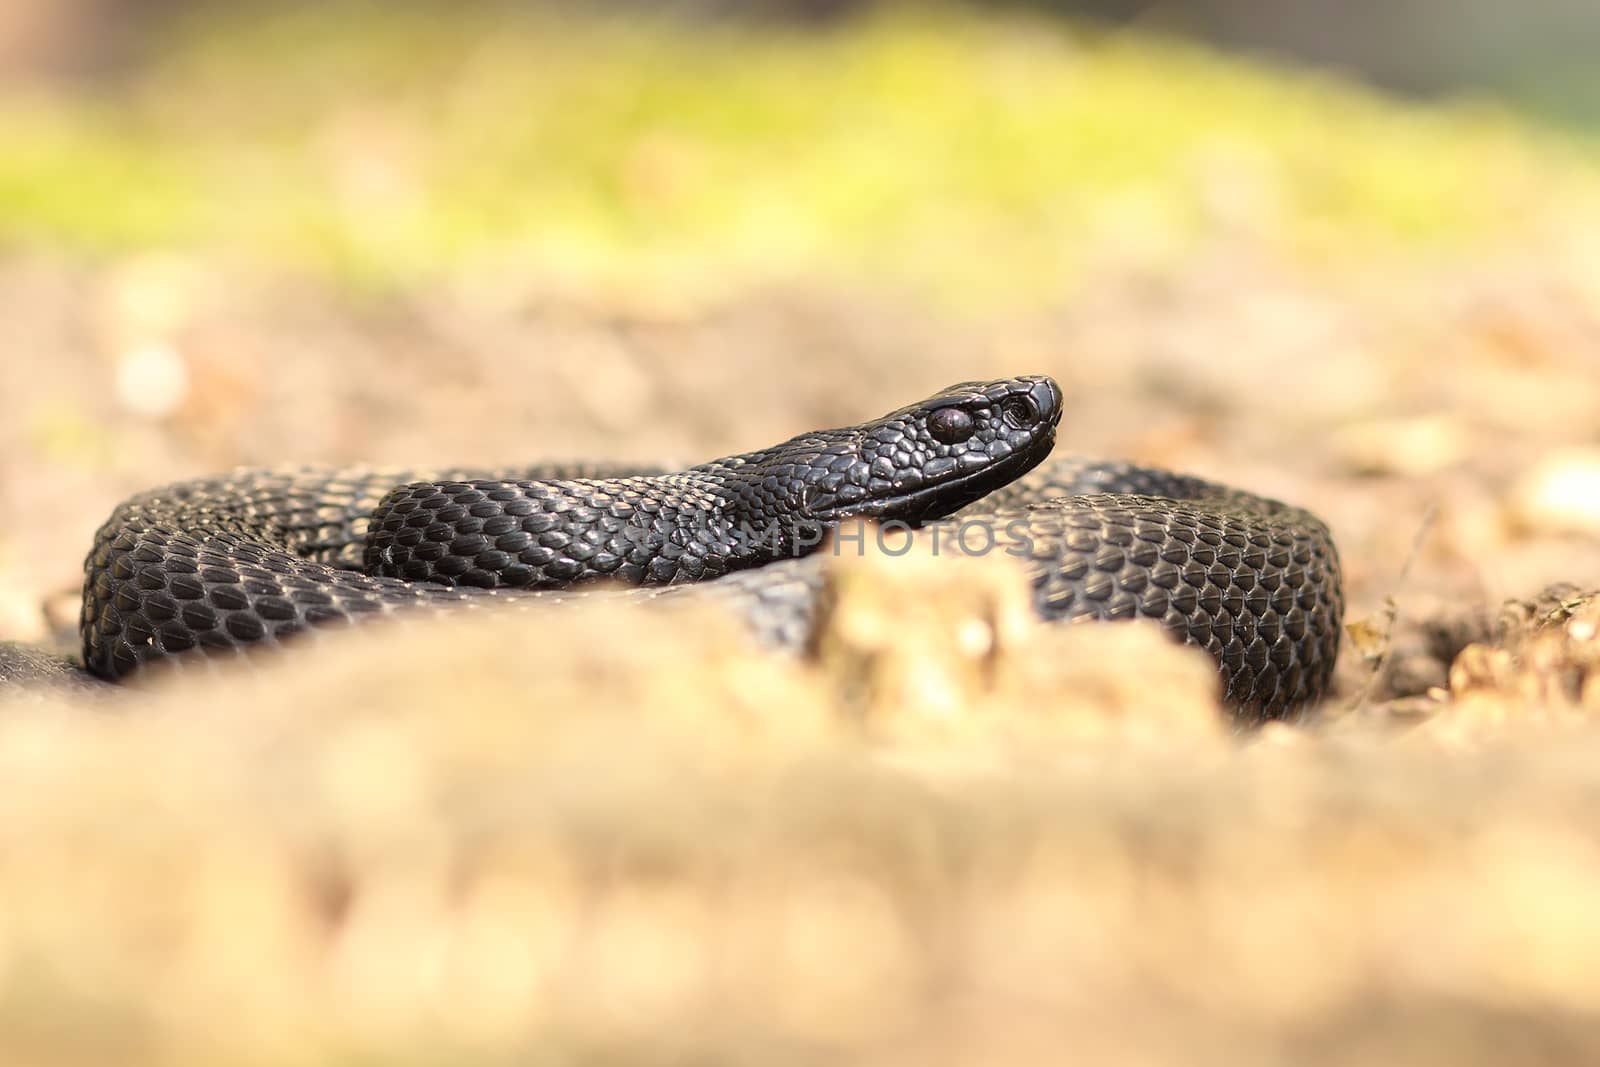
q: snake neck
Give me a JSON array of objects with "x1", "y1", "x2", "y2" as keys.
[
  {"x1": 357, "y1": 374, "x2": 1066, "y2": 592},
  {"x1": 361, "y1": 469, "x2": 838, "y2": 590}
]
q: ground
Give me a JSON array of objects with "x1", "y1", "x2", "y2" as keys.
[{"x1": 3, "y1": 5, "x2": 1600, "y2": 1065}]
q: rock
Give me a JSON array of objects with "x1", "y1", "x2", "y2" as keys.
[{"x1": 807, "y1": 540, "x2": 1226, "y2": 749}]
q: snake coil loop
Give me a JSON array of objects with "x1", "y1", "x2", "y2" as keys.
[{"x1": 78, "y1": 375, "x2": 1341, "y2": 718}]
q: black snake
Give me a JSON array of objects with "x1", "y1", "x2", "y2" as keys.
[{"x1": 9, "y1": 375, "x2": 1343, "y2": 718}]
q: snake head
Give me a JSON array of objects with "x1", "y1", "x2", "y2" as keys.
[{"x1": 763, "y1": 375, "x2": 1063, "y2": 526}]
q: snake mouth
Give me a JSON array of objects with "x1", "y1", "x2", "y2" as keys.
[{"x1": 810, "y1": 428, "x2": 1057, "y2": 526}]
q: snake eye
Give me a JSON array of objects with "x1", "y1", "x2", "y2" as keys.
[
  {"x1": 1001, "y1": 396, "x2": 1039, "y2": 429},
  {"x1": 928, "y1": 405, "x2": 975, "y2": 445}
]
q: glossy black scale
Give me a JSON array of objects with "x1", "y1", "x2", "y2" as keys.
[{"x1": 74, "y1": 376, "x2": 1343, "y2": 720}]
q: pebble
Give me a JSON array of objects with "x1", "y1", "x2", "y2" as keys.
[
  {"x1": 1508, "y1": 448, "x2": 1600, "y2": 536},
  {"x1": 114, "y1": 341, "x2": 191, "y2": 419}
]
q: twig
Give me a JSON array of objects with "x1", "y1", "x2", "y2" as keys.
[{"x1": 1347, "y1": 503, "x2": 1438, "y2": 716}]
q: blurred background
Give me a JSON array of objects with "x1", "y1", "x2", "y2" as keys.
[
  {"x1": 6, "y1": 0, "x2": 1600, "y2": 647},
  {"x1": 12, "y1": 0, "x2": 1600, "y2": 121},
  {"x1": 6, "y1": 3, "x2": 1600, "y2": 1064}
]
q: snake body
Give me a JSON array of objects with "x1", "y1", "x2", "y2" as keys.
[
  {"x1": 710, "y1": 456, "x2": 1344, "y2": 716},
  {"x1": 74, "y1": 375, "x2": 1342, "y2": 718}
]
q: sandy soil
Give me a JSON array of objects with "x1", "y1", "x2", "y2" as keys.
[{"x1": 3, "y1": 238, "x2": 1600, "y2": 1063}]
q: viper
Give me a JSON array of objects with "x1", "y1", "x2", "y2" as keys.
[{"x1": 8, "y1": 375, "x2": 1343, "y2": 718}]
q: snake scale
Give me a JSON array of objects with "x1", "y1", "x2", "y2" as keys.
[{"x1": 33, "y1": 375, "x2": 1342, "y2": 718}]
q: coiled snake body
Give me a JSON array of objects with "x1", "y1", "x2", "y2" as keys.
[{"x1": 69, "y1": 375, "x2": 1341, "y2": 718}]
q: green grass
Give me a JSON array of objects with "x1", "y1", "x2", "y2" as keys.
[{"x1": 0, "y1": 2, "x2": 1594, "y2": 302}]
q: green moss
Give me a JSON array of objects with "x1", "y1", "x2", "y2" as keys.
[{"x1": 0, "y1": 2, "x2": 1592, "y2": 300}]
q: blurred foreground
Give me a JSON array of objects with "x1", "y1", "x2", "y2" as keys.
[
  {"x1": 6, "y1": 570, "x2": 1600, "y2": 1066},
  {"x1": 4, "y1": 4, "x2": 1600, "y2": 1065}
]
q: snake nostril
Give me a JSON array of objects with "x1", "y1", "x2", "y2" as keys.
[{"x1": 1001, "y1": 396, "x2": 1039, "y2": 429}]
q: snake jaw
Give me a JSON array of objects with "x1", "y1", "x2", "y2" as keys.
[
  {"x1": 805, "y1": 424, "x2": 1058, "y2": 526},
  {"x1": 798, "y1": 375, "x2": 1062, "y2": 526}
]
